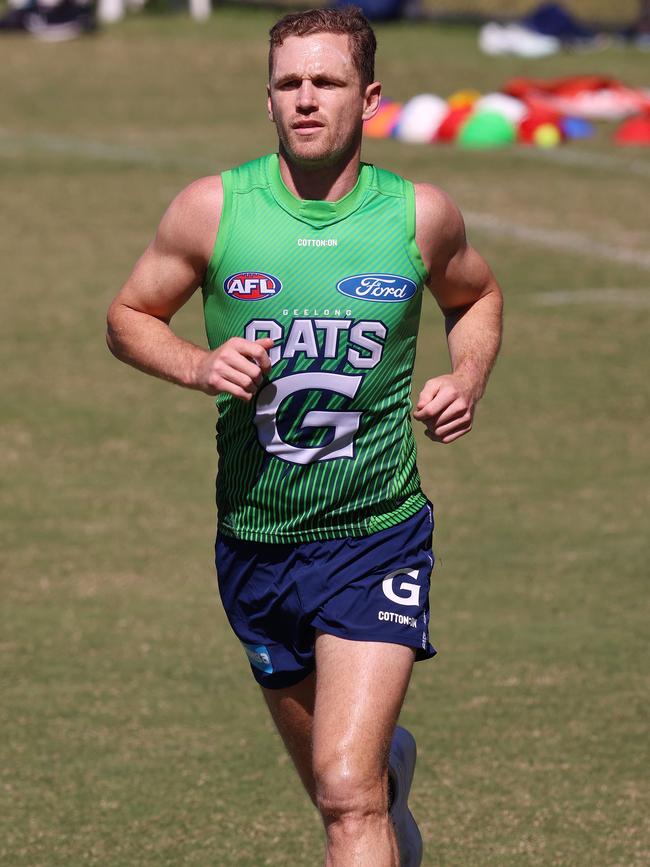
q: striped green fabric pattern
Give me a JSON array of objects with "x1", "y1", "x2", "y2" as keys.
[{"x1": 202, "y1": 154, "x2": 429, "y2": 543}]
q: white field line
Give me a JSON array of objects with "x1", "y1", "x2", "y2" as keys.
[
  {"x1": 531, "y1": 289, "x2": 650, "y2": 307},
  {"x1": 0, "y1": 130, "x2": 217, "y2": 172},
  {"x1": 509, "y1": 146, "x2": 650, "y2": 179},
  {"x1": 3, "y1": 129, "x2": 650, "y2": 178},
  {"x1": 2, "y1": 130, "x2": 649, "y2": 271},
  {"x1": 465, "y1": 212, "x2": 650, "y2": 271}
]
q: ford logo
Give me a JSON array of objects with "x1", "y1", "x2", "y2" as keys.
[{"x1": 336, "y1": 273, "x2": 418, "y2": 303}]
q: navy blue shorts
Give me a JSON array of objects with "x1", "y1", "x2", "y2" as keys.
[{"x1": 215, "y1": 504, "x2": 437, "y2": 689}]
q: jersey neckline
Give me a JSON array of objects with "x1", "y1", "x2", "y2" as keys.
[{"x1": 265, "y1": 153, "x2": 372, "y2": 229}]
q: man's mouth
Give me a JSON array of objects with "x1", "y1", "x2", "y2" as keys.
[{"x1": 292, "y1": 120, "x2": 325, "y2": 134}]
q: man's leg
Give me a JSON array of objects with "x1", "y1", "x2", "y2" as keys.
[
  {"x1": 262, "y1": 671, "x2": 317, "y2": 803},
  {"x1": 313, "y1": 633, "x2": 414, "y2": 867},
  {"x1": 262, "y1": 635, "x2": 415, "y2": 866}
]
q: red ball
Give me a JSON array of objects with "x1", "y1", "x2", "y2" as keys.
[
  {"x1": 435, "y1": 106, "x2": 473, "y2": 143},
  {"x1": 615, "y1": 114, "x2": 650, "y2": 146}
]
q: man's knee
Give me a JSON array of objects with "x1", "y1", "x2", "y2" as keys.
[{"x1": 313, "y1": 754, "x2": 388, "y2": 826}]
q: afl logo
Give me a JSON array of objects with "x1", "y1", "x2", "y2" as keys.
[
  {"x1": 224, "y1": 271, "x2": 282, "y2": 302},
  {"x1": 337, "y1": 273, "x2": 417, "y2": 303}
]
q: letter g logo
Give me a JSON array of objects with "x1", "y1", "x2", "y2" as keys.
[
  {"x1": 381, "y1": 568, "x2": 420, "y2": 607},
  {"x1": 254, "y1": 372, "x2": 363, "y2": 466}
]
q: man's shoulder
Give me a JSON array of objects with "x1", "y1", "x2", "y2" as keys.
[
  {"x1": 365, "y1": 167, "x2": 458, "y2": 221},
  {"x1": 413, "y1": 183, "x2": 464, "y2": 242},
  {"x1": 156, "y1": 175, "x2": 223, "y2": 264},
  {"x1": 413, "y1": 182, "x2": 461, "y2": 222},
  {"x1": 171, "y1": 154, "x2": 273, "y2": 210},
  {"x1": 364, "y1": 162, "x2": 410, "y2": 196},
  {"x1": 170, "y1": 174, "x2": 223, "y2": 219},
  {"x1": 411, "y1": 183, "x2": 466, "y2": 278},
  {"x1": 224, "y1": 153, "x2": 275, "y2": 191}
]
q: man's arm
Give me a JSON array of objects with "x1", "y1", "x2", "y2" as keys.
[
  {"x1": 413, "y1": 183, "x2": 503, "y2": 443},
  {"x1": 106, "y1": 175, "x2": 273, "y2": 401}
]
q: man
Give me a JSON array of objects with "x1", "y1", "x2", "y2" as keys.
[{"x1": 106, "y1": 7, "x2": 502, "y2": 866}]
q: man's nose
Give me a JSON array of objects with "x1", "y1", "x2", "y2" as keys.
[{"x1": 296, "y1": 80, "x2": 317, "y2": 110}]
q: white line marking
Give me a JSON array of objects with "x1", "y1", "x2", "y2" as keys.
[
  {"x1": 465, "y1": 212, "x2": 650, "y2": 271},
  {"x1": 509, "y1": 146, "x2": 650, "y2": 179},
  {"x1": 0, "y1": 130, "x2": 217, "y2": 171},
  {"x1": 6, "y1": 130, "x2": 648, "y2": 180},
  {"x1": 3, "y1": 129, "x2": 649, "y2": 178},
  {"x1": 532, "y1": 289, "x2": 650, "y2": 307}
]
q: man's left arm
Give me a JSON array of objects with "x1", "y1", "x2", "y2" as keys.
[{"x1": 413, "y1": 183, "x2": 503, "y2": 444}]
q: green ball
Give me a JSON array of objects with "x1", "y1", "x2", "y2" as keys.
[{"x1": 458, "y1": 110, "x2": 516, "y2": 149}]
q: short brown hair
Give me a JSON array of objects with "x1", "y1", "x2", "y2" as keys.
[{"x1": 269, "y1": 6, "x2": 377, "y2": 89}]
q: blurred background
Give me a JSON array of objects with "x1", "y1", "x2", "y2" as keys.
[{"x1": 1, "y1": 1, "x2": 648, "y2": 865}]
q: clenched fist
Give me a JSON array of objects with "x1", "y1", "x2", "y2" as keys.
[
  {"x1": 192, "y1": 337, "x2": 275, "y2": 400},
  {"x1": 413, "y1": 373, "x2": 478, "y2": 444}
]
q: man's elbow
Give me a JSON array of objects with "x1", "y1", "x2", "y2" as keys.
[
  {"x1": 485, "y1": 277, "x2": 504, "y2": 312},
  {"x1": 106, "y1": 300, "x2": 126, "y2": 360},
  {"x1": 106, "y1": 327, "x2": 119, "y2": 359}
]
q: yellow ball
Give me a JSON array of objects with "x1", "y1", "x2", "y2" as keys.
[
  {"x1": 448, "y1": 89, "x2": 482, "y2": 110},
  {"x1": 533, "y1": 123, "x2": 561, "y2": 148}
]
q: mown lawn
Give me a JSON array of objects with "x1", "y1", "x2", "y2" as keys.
[{"x1": 1, "y1": 9, "x2": 648, "y2": 865}]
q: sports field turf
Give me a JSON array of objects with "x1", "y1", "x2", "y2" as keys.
[{"x1": 1, "y1": 8, "x2": 648, "y2": 866}]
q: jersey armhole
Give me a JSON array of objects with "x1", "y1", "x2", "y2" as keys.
[
  {"x1": 404, "y1": 180, "x2": 429, "y2": 286},
  {"x1": 204, "y1": 170, "x2": 234, "y2": 289}
]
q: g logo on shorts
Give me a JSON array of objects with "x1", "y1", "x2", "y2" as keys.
[{"x1": 381, "y1": 568, "x2": 421, "y2": 606}]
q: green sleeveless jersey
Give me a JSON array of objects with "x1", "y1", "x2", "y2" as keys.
[{"x1": 202, "y1": 154, "x2": 429, "y2": 543}]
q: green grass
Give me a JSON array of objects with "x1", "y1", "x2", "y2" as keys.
[{"x1": 1, "y1": 10, "x2": 649, "y2": 866}]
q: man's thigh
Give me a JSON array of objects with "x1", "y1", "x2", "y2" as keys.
[{"x1": 312, "y1": 633, "x2": 415, "y2": 788}]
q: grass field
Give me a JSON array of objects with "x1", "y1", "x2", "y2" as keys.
[{"x1": 1, "y1": 8, "x2": 649, "y2": 866}]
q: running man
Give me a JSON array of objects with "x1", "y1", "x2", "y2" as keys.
[{"x1": 106, "y1": 7, "x2": 503, "y2": 866}]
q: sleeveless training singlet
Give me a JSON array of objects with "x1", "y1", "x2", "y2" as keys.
[{"x1": 202, "y1": 154, "x2": 429, "y2": 543}]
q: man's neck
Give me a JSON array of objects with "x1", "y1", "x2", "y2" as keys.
[{"x1": 277, "y1": 146, "x2": 362, "y2": 202}]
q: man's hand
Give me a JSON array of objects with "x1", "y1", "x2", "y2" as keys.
[
  {"x1": 192, "y1": 337, "x2": 274, "y2": 400},
  {"x1": 413, "y1": 373, "x2": 477, "y2": 444}
]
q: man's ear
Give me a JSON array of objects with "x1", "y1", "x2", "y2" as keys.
[
  {"x1": 267, "y1": 84, "x2": 274, "y2": 123},
  {"x1": 362, "y1": 81, "x2": 382, "y2": 122}
]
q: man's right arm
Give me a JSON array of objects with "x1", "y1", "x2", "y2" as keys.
[{"x1": 106, "y1": 175, "x2": 273, "y2": 401}]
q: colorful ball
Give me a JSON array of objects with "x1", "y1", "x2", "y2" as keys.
[
  {"x1": 435, "y1": 105, "x2": 473, "y2": 143},
  {"x1": 448, "y1": 89, "x2": 482, "y2": 110},
  {"x1": 395, "y1": 94, "x2": 448, "y2": 143},
  {"x1": 614, "y1": 114, "x2": 650, "y2": 146},
  {"x1": 458, "y1": 111, "x2": 516, "y2": 149},
  {"x1": 474, "y1": 92, "x2": 527, "y2": 125},
  {"x1": 561, "y1": 116, "x2": 595, "y2": 140},
  {"x1": 533, "y1": 122, "x2": 561, "y2": 148}
]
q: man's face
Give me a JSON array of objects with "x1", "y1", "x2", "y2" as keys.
[{"x1": 267, "y1": 32, "x2": 380, "y2": 167}]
